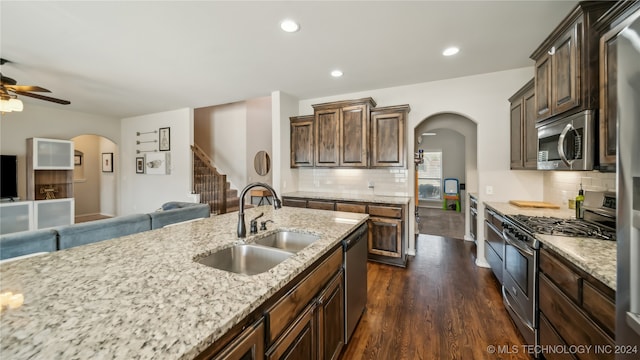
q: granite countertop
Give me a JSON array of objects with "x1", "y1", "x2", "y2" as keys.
[
  {"x1": 282, "y1": 191, "x2": 411, "y2": 205},
  {"x1": 484, "y1": 201, "x2": 616, "y2": 290},
  {"x1": 0, "y1": 206, "x2": 368, "y2": 359}
]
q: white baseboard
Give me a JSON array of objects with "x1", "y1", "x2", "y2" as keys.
[
  {"x1": 463, "y1": 235, "x2": 474, "y2": 242},
  {"x1": 475, "y1": 258, "x2": 491, "y2": 268}
]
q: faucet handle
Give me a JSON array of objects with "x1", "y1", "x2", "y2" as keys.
[
  {"x1": 249, "y1": 212, "x2": 264, "y2": 234},
  {"x1": 260, "y1": 219, "x2": 275, "y2": 231}
]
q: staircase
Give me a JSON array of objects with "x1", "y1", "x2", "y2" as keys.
[{"x1": 191, "y1": 144, "x2": 241, "y2": 214}]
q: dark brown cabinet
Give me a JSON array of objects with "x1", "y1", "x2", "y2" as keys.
[
  {"x1": 316, "y1": 271, "x2": 344, "y2": 360},
  {"x1": 538, "y1": 247, "x2": 615, "y2": 360},
  {"x1": 212, "y1": 320, "x2": 265, "y2": 360},
  {"x1": 313, "y1": 98, "x2": 375, "y2": 168},
  {"x1": 267, "y1": 305, "x2": 316, "y2": 360},
  {"x1": 370, "y1": 105, "x2": 409, "y2": 168},
  {"x1": 283, "y1": 197, "x2": 408, "y2": 267},
  {"x1": 290, "y1": 115, "x2": 315, "y2": 168},
  {"x1": 530, "y1": 2, "x2": 613, "y2": 122},
  {"x1": 509, "y1": 79, "x2": 537, "y2": 170}
]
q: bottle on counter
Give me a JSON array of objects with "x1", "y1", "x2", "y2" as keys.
[{"x1": 575, "y1": 183, "x2": 584, "y2": 219}]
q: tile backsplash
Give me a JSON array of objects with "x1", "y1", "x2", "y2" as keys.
[
  {"x1": 543, "y1": 171, "x2": 615, "y2": 206},
  {"x1": 298, "y1": 168, "x2": 410, "y2": 196}
]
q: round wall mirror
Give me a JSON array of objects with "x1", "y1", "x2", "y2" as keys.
[{"x1": 254, "y1": 151, "x2": 271, "y2": 176}]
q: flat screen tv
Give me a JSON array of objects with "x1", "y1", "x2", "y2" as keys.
[{"x1": 1, "y1": 155, "x2": 18, "y2": 200}]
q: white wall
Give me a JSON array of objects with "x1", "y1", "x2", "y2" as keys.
[
  {"x1": 99, "y1": 137, "x2": 117, "y2": 216},
  {"x1": 272, "y1": 91, "x2": 300, "y2": 196},
  {"x1": 295, "y1": 67, "x2": 545, "y2": 265},
  {"x1": 194, "y1": 102, "x2": 247, "y2": 190},
  {"x1": 0, "y1": 104, "x2": 119, "y2": 200},
  {"x1": 119, "y1": 108, "x2": 193, "y2": 215},
  {"x1": 246, "y1": 96, "x2": 273, "y2": 185}
]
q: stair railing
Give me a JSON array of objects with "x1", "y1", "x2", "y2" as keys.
[{"x1": 191, "y1": 144, "x2": 227, "y2": 214}]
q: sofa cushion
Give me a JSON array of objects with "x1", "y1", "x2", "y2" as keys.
[
  {"x1": 0, "y1": 229, "x2": 57, "y2": 260},
  {"x1": 57, "y1": 214, "x2": 152, "y2": 250},
  {"x1": 150, "y1": 203, "x2": 210, "y2": 229}
]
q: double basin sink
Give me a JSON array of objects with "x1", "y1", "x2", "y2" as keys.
[{"x1": 196, "y1": 231, "x2": 320, "y2": 275}]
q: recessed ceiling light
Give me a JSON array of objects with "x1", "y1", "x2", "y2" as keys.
[
  {"x1": 280, "y1": 19, "x2": 300, "y2": 33},
  {"x1": 331, "y1": 70, "x2": 343, "y2": 78},
  {"x1": 442, "y1": 47, "x2": 460, "y2": 56}
]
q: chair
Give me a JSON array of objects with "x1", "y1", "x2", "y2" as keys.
[{"x1": 442, "y1": 178, "x2": 461, "y2": 212}]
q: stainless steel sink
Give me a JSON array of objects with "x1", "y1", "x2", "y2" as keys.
[
  {"x1": 253, "y1": 231, "x2": 320, "y2": 253},
  {"x1": 196, "y1": 244, "x2": 293, "y2": 275}
]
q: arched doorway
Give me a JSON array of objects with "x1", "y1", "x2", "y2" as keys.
[
  {"x1": 414, "y1": 112, "x2": 477, "y2": 240},
  {"x1": 71, "y1": 135, "x2": 118, "y2": 222}
]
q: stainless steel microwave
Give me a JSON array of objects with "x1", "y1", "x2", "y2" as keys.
[{"x1": 537, "y1": 110, "x2": 596, "y2": 170}]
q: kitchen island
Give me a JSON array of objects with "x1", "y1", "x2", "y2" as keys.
[{"x1": 0, "y1": 206, "x2": 368, "y2": 359}]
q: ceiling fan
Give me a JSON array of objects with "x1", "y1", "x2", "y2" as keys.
[{"x1": 1, "y1": 58, "x2": 70, "y2": 112}]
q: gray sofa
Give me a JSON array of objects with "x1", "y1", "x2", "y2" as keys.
[
  {"x1": 0, "y1": 202, "x2": 210, "y2": 260},
  {"x1": 0, "y1": 229, "x2": 57, "y2": 261}
]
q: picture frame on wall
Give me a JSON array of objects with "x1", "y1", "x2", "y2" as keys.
[
  {"x1": 145, "y1": 152, "x2": 170, "y2": 175},
  {"x1": 102, "y1": 153, "x2": 114, "y2": 172},
  {"x1": 135, "y1": 157, "x2": 145, "y2": 174},
  {"x1": 159, "y1": 127, "x2": 170, "y2": 151}
]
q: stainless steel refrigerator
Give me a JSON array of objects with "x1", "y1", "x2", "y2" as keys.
[{"x1": 602, "y1": 3, "x2": 640, "y2": 358}]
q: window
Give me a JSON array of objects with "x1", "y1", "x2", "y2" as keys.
[{"x1": 417, "y1": 151, "x2": 442, "y2": 200}]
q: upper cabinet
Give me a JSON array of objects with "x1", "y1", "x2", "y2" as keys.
[
  {"x1": 313, "y1": 98, "x2": 375, "y2": 168},
  {"x1": 26, "y1": 138, "x2": 74, "y2": 201},
  {"x1": 530, "y1": 1, "x2": 613, "y2": 122},
  {"x1": 370, "y1": 105, "x2": 410, "y2": 168},
  {"x1": 509, "y1": 80, "x2": 537, "y2": 170},
  {"x1": 290, "y1": 115, "x2": 315, "y2": 168},
  {"x1": 290, "y1": 97, "x2": 409, "y2": 169}
]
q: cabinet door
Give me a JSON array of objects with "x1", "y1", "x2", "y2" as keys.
[
  {"x1": 32, "y1": 138, "x2": 74, "y2": 169},
  {"x1": 267, "y1": 305, "x2": 316, "y2": 360},
  {"x1": 290, "y1": 116, "x2": 314, "y2": 168},
  {"x1": 317, "y1": 271, "x2": 344, "y2": 360},
  {"x1": 551, "y1": 23, "x2": 580, "y2": 115},
  {"x1": 213, "y1": 320, "x2": 265, "y2": 360},
  {"x1": 535, "y1": 53, "x2": 553, "y2": 120},
  {"x1": 523, "y1": 87, "x2": 538, "y2": 169},
  {"x1": 509, "y1": 100, "x2": 524, "y2": 169},
  {"x1": 340, "y1": 105, "x2": 368, "y2": 167},
  {"x1": 368, "y1": 216, "x2": 402, "y2": 258},
  {"x1": 34, "y1": 199, "x2": 74, "y2": 229},
  {"x1": 315, "y1": 109, "x2": 340, "y2": 167},
  {"x1": 370, "y1": 108, "x2": 406, "y2": 168},
  {"x1": 599, "y1": 29, "x2": 618, "y2": 168}
]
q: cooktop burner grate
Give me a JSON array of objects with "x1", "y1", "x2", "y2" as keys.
[{"x1": 510, "y1": 215, "x2": 616, "y2": 241}]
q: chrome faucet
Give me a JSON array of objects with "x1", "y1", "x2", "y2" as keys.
[{"x1": 237, "y1": 182, "x2": 282, "y2": 238}]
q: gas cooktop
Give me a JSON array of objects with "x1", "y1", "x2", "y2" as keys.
[{"x1": 509, "y1": 214, "x2": 616, "y2": 241}]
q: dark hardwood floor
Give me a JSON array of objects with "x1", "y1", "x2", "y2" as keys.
[
  {"x1": 340, "y1": 234, "x2": 531, "y2": 360},
  {"x1": 417, "y1": 207, "x2": 465, "y2": 240}
]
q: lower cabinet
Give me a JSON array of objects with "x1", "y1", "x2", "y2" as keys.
[
  {"x1": 282, "y1": 196, "x2": 407, "y2": 267},
  {"x1": 267, "y1": 305, "x2": 316, "y2": 360},
  {"x1": 538, "y1": 247, "x2": 615, "y2": 360},
  {"x1": 483, "y1": 206, "x2": 505, "y2": 284},
  {"x1": 317, "y1": 271, "x2": 345, "y2": 360},
  {"x1": 212, "y1": 320, "x2": 265, "y2": 360}
]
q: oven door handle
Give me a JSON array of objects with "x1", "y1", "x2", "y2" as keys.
[
  {"x1": 502, "y1": 229, "x2": 535, "y2": 257},
  {"x1": 557, "y1": 123, "x2": 573, "y2": 167}
]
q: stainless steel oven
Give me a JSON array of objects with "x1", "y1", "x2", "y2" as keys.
[
  {"x1": 537, "y1": 110, "x2": 596, "y2": 170},
  {"x1": 501, "y1": 217, "x2": 539, "y2": 354}
]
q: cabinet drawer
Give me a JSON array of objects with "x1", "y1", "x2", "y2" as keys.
[
  {"x1": 368, "y1": 205, "x2": 402, "y2": 219},
  {"x1": 484, "y1": 240, "x2": 503, "y2": 284},
  {"x1": 283, "y1": 198, "x2": 307, "y2": 208},
  {"x1": 583, "y1": 281, "x2": 615, "y2": 338},
  {"x1": 335, "y1": 202, "x2": 367, "y2": 214},
  {"x1": 539, "y1": 274, "x2": 614, "y2": 360},
  {"x1": 484, "y1": 221, "x2": 504, "y2": 260},
  {"x1": 540, "y1": 248, "x2": 580, "y2": 303},
  {"x1": 267, "y1": 247, "x2": 342, "y2": 343},
  {"x1": 212, "y1": 320, "x2": 265, "y2": 360},
  {"x1": 307, "y1": 200, "x2": 335, "y2": 211},
  {"x1": 539, "y1": 312, "x2": 577, "y2": 360}
]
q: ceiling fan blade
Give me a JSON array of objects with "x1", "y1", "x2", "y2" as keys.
[
  {"x1": 13, "y1": 90, "x2": 70, "y2": 105},
  {"x1": 5, "y1": 85, "x2": 51, "y2": 92}
]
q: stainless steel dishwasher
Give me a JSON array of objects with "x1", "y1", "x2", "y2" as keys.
[{"x1": 343, "y1": 223, "x2": 368, "y2": 344}]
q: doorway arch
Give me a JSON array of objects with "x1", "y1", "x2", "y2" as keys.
[
  {"x1": 71, "y1": 134, "x2": 118, "y2": 222},
  {"x1": 414, "y1": 112, "x2": 478, "y2": 241}
]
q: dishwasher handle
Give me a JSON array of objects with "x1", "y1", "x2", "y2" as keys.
[{"x1": 344, "y1": 224, "x2": 368, "y2": 250}]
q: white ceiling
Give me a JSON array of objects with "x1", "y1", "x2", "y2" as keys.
[{"x1": 1, "y1": 1, "x2": 577, "y2": 119}]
